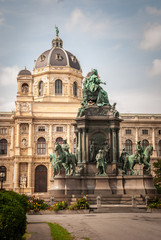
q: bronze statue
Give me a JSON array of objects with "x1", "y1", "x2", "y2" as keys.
[
  {"x1": 89, "y1": 140, "x2": 96, "y2": 162},
  {"x1": 49, "y1": 141, "x2": 77, "y2": 177},
  {"x1": 82, "y1": 69, "x2": 110, "y2": 107},
  {"x1": 135, "y1": 140, "x2": 144, "y2": 165},
  {"x1": 96, "y1": 149, "x2": 107, "y2": 176},
  {"x1": 55, "y1": 25, "x2": 59, "y2": 36},
  {"x1": 120, "y1": 145, "x2": 153, "y2": 175},
  {"x1": 120, "y1": 148, "x2": 129, "y2": 174}
]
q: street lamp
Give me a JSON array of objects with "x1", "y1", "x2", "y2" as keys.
[{"x1": 0, "y1": 170, "x2": 5, "y2": 190}]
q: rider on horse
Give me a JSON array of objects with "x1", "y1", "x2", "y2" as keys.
[{"x1": 135, "y1": 141, "x2": 144, "y2": 165}]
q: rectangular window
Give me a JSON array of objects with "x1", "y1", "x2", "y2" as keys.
[
  {"x1": 56, "y1": 127, "x2": 63, "y2": 132},
  {"x1": 125, "y1": 129, "x2": 131, "y2": 134},
  {"x1": 38, "y1": 126, "x2": 45, "y2": 132},
  {"x1": 0, "y1": 128, "x2": 7, "y2": 134},
  {"x1": 159, "y1": 130, "x2": 161, "y2": 135},
  {"x1": 142, "y1": 129, "x2": 148, "y2": 135}
]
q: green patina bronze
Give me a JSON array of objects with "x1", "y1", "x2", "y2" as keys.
[
  {"x1": 96, "y1": 149, "x2": 107, "y2": 176},
  {"x1": 49, "y1": 141, "x2": 77, "y2": 177},
  {"x1": 55, "y1": 25, "x2": 59, "y2": 36},
  {"x1": 82, "y1": 69, "x2": 110, "y2": 107},
  {"x1": 120, "y1": 144, "x2": 153, "y2": 175}
]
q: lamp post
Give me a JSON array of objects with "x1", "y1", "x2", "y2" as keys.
[{"x1": 0, "y1": 170, "x2": 5, "y2": 190}]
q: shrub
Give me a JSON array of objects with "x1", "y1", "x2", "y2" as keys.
[
  {"x1": 68, "y1": 197, "x2": 90, "y2": 210},
  {"x1": 148, "y1": 196, "x2": 161, "y2": 209},
  {"x1": 27, "y1": 195, "x2": 48, "y2": 212},
  {"x1": 51, "y1": 201, "x2": 68, "y2": 212},
  {"x1": 0, "y1": 190, "x2": 27, "y2": 240}
]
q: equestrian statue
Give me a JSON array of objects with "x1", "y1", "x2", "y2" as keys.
[
  {"x1": 120, "y1": 141, "x2": 153, "y2": 175},
  {"x1": 49, "y1": 140, "x2": 77, "y2": 178}
]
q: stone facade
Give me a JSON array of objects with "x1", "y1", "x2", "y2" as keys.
[{"x1": 0, "y1": 33, "x2": 160, "y2": 195}]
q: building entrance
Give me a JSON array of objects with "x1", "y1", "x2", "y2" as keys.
[{"x1": 35, "y1": 165, "x2": 47, "y2": 192}]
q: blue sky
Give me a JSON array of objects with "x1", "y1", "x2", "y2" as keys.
[{"x1": 0, "y1": 0, "x2": 161, "y2": 113}]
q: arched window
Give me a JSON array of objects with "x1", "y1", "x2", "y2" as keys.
[
  {"x1": 56, "y1": 137, "x2": 63, "y2": 145},
  {"x1": 0, "y1": 166, "x2": 6, "y2": 181},
  {"x1": 22, "y1": 83, "x2": 29, "y2": 94},
  {"x1": 142, "y1": 139, "x2": 149, "y2": 151},
  {"x1": 158, "y1": 140, "x2": 161, "y2": 156},
  {"x1": 37, "y1": 137, "x2": 46, "y2": 155},
  {"x1": 0, "y1": 139, "x2": 7, "y2": 155},
  {"x1": 39, "y1": 81, "x2": 44, "y2": 96},
  {"x1": 125, "y1": 139, "x2": 133, "y2": 155},
  {"x1": 73, "y1": 82, "x2": 77, "y2": 96},
  {"x1": 55, "y1": 79, "x2": 62, "y2": 95}
]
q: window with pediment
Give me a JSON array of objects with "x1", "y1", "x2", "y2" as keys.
[
  {"x1": 39, "y1": 81, "x2": 44, "y2": 96},
  {"x1": 125, "y1": 139, "x2": 133, "y2": 155},
  {"x1": 73, "y1": 82, "x2": 77, "y2": 96},
  {"x1": 56, "y1": 137, "x2": 63, "y2": 145},
  {"x1": 0, "y1": 139, "x2": 7, "y2": 155},
  {"x1": 37, "y1": 137, "x2": 46, "y2": 155},
  {"x1": 55, "y1": 79, "x2": 62, "y2": 95},
  {"x1": 142, "y1": 139, "x2": 149, "y2": 151}
]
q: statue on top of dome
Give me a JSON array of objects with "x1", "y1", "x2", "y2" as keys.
[{"x1": 55, "y1": 25, "x2": 59, "y2": 37}]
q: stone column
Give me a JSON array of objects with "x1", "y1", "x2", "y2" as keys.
[
  {"x1": 16, "y1": 123, "x2": 20, "y2": 147},
  {"x1": 67, "y1": 124, "x2": 71, "y2": 149},
  {"x1": 112, "y1": 128, "x2": 117, "y2": 163},
  {"x1": 16, "y1": 123, "x2": 20, "y2": 155},
  {"x1": 28, "y1": 162, "x2": 32, "y2": 189},
  {"x1": 10, "y1": 126, "x2": 14, "y2": 156},
  {"x1": 49, "y1": 124, "x2": 53, "y2": 154},
  {"x1": 152, "y1": 128, "x2": 157, "y2": 157},
  {"x1": 116, "y1": 129, "x2": 120, "y2": 161},
  {"x1": 14, "y1": 161, "x2": 19, "y2": 190},
  {"x1": 82, "y1": 128, "x2": 86, "y2": 163},
  {"x1": 78, "y1": 129, "x2": 82, "y2": 163},
  {"x1": 28, "y1": 123, "x2": 32, "y2": 155}
]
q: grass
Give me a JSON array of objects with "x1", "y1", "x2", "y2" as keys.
[{"x1": 48, "y1": 222, "x2": 74, "y2": 240}]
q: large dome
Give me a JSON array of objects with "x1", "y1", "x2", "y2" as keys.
[{"x1": 34, "y1": 34, "x2": 81, "y2": 71}]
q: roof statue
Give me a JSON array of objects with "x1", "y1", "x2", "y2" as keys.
[
  {"x1": 55, "y1": 25, "x2": 59, "y2": 37},
  {"x1": 82, "y1": 69, "x2": 110, "y2": 107}
]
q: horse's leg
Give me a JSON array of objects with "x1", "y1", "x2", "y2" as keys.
[
  {"x1": 129, "y1": 159, "x2": 135, "y2": 175},
  {"x1": 143, "y1": 158, "x2": 151, "y2": 172}
]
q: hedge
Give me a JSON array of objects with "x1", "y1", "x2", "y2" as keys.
[{"x1": 0, "y1": 190, "x2": 28, "y2": 240}]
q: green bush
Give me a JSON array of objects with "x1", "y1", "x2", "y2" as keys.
[
  {"x1": 27, "y1": 195, "x2": 48, "y2": 212},
  {"x1": 148, "y1": 196, "x2": 161, "y2": 209},
  {"x1": 0, "y1": 190, "x2": 27, "y2": 240},
  {"x1": 68, "y1": 197, "x2": 90, "y2": 210},
  {"x1": 51, "y1": 201, "x2": 68, "y2": 212}
]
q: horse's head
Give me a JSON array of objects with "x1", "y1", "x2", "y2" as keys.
[
  {"x1": 144, "y1": 145, "x2": 153, "y2": 156},
  {"x1": 54, "y1": 142, "x2": 61, "y2": 152}
]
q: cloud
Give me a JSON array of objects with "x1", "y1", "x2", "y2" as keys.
[
  {"x1": 0, "y1": 66, "x2": 19, "y2": 86},
  {"x1": 65, "y1": 8, "x2": 109, "y2": 36},
  {"x1": 0, "y1": 12, "x2": 4, "y2": 25},
  {"x1": 0, "y1": 97, "x2": 15, "y2": 112},
  {"x1": 146, "y1": 6, "x2": 161, "y2": 15},
  {"x1": 140, "y1": 24, "x2": 161, "y2": 50},
  {"x1": 149, "y1": 59, "x2": 161, "y2": 76}
]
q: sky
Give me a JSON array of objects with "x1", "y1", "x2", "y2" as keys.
[{"x1": 0, "y1": 0, "x2": 161, "y2": 114}]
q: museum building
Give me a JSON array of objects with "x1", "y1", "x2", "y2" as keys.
[{"x1": 0, "y1": 32, "x2": 161, "y2": 194}]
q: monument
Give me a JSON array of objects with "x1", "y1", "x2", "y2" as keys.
[{"x1": 49, "y1": 69, "x2": 156, "y2": 197}]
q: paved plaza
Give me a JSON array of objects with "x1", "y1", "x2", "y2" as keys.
[{"x1": 27, "y1": 212, "x2": 161, "y2": 240}]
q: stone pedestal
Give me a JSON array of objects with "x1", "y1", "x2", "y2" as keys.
[{"x1": 49, "y1": 174, "x2": 156, "y2": 197}]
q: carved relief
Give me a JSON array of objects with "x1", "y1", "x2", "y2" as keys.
[{"x1": 21, "y1": 124, "x2": 29, "y2": 134}]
